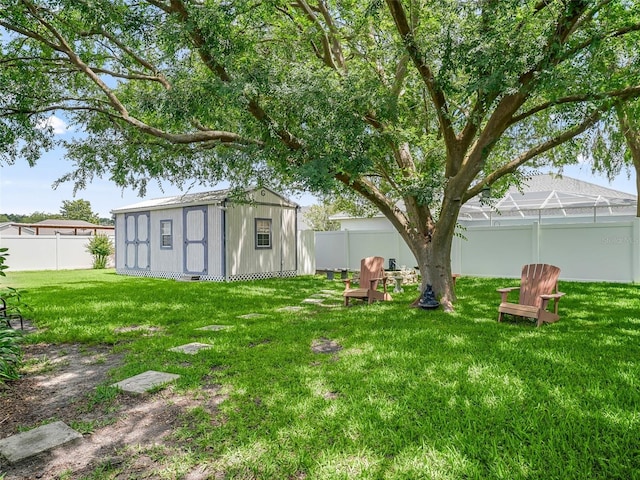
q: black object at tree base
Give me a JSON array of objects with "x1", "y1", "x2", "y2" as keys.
[{"x1": 418, "y1": 284, "x2": 440, "y2": 309}]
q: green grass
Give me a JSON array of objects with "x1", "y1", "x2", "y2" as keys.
[{"x1": 5, "y1": 269, "x2": 640, "y2": 479}]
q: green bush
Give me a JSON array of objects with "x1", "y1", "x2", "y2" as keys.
[
  {"x1": 0, "y1": 247, "x2": 9, "y2": 277},
  {"x1": 0, "y1": 323, "x2": 23, "y2": 383},
  {"x1": 86, "y1": 234, "x2": 115, "y2": 269}
]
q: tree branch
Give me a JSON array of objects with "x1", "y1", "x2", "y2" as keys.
[
  {"x1": 464, "y1": 108, "x2": 604, "y2": 201},
  {"x1": 385, "y1": 0, "x2": 457, "y2": 151},
  {"x1": 558, "y1": 21, "x2": 640, "y2": 66},
  {"x1": 510, "y1": 85, "x2": 640, "y2": 126},
  {"x1": 167, "y1": 0, "x2": 303, "y2": 150},
  {"x1": 99, "y1": 29, "x2": 171, "y2": 89}
]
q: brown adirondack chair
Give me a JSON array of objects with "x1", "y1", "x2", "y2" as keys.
[
  {"x1": 497, "y1": 264, "x2": 565, "y2": 327},
  {"x1": 343, "y1": 256, "x2": 392, "y2": 306}
]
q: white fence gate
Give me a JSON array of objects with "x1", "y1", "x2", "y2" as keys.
[{"x1": 316, "y1": 219, "x2": 640, "y2": 283}]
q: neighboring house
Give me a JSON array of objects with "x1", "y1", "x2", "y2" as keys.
[
  {"x1": 111, "y1": 187, "x2": 300, "y2": 281},
  {"x1": 331, "y1": 174, "x2": 638, "y2": 230},
  {"x1": 0, "y1": 223, "x2": 35, "y2": 235},
  {"x1": 0, "y1": 219, "x2": 114, "y2": 236}
]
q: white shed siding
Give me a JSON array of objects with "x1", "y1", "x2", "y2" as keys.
[
  {"x1": 115, "y1": 214, "x2": 125, "y2": 270},
  {"x1": 225, "y1": 202, "x2": 297, "y2": 280},
  {"x1": 249, "y1": 188, "x2": 291, "y2": 206},
  {"x1": 205, "y1": 206, "x2": 224, "y2": 280},
  {"x1": 281, "y1": 208, "x2": 297, "y2": 271},
  {"x1": 150, "y1": 208, "x2": 183, "y2": 274}
]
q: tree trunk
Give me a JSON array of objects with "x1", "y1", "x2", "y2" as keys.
[
  {"x1": 406, "y1": 224, "x2": 457, "y2": 312},
  {"x1": 616, "y1": 103, "x2": 640, "y2": 217}
]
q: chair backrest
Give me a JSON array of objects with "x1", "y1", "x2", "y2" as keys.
[
  {"x1": 360, "y1": 256, "x2": 385, "y2": 290},
  {"x1": 519, "y1": 264, "x2": 560, "y2": 307}
]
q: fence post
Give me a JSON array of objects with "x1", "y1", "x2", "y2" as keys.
[
  {"x1": 531, "y1": 222, "x2": 540, "y2": 263},
  {"x1": 633, "y1": 218, "x2": 640, "y2": 283},
  {"x1": 55, "y1": 233, "x2": 60, "y2": 270},
  {"x1": 345, "y1": 230, "x2": 351, "y2": 270}
]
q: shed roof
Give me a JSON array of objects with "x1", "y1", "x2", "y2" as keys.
[{"x1": 111, "y1": 186, "x2": 298, "y2": 214}]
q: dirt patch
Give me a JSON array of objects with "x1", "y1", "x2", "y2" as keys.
[
  {"x1": 0, "y1": 335, "x2": 227, "y2": 479},
  {"x1": 311, "y1": 337, "x2": 342, "y2": 354}
]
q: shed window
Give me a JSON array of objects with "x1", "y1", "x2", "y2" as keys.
[
  {"x1": 160, "y1": 220, "x2": 173, "y2": 249},
  {"x1": 255, "y1": 218, "x2": 272, "y2": 249}
]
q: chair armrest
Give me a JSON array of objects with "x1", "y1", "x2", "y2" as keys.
[
  {"x1": 540, "y1": 292, "x2": 565, "y2": 315},
  {"x1": 497, "y1": 287, "x2": 519, "y2": 303},
  {"x1": 368, "y1": 277, "x2": 388, "y2": 291},
  {"x1": 540, "y1": 292, "x2": 565, "y2": 300},
  {"x1": 342, "y1": 279, "x2": 352, "y2": 289}
]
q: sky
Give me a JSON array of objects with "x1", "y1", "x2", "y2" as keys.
[{"x1": 0, "y1": 115, "x2": 637, "y2": 219}]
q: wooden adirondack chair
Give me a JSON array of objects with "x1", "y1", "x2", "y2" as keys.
[
  {"x1": 343, "y1": 256, "x2": 392, "y2": 306},
  {"x1": 497, "y1": 264, "x2": 565, "y2": 327}
]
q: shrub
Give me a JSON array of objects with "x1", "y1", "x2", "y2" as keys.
[
  {"x1": 0, "y1": 246, "x2": 9, "y2": 277},
  {"x1": 0, "y1": 327, "x2": 23, "y2": 383},
  {"x1": 86, "y1": 234, "x2": 115, "y2": 269},
  {"x1": 0, "y1": 248, "x2": 23, "y2": 383}
]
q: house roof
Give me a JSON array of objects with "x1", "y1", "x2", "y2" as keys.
[
  {"x1": 33, "y1": 219, "x2": 106, "y2": 227},
  {"x1": 331, "y1": 174, "x2": 637, "y2": 221},
  {"x1": 0, "y1": 220, "x2": 113, "y2": 235},
  {"x1": 460, "y1": 174, "x2": 637, "y2": 220},
  {"x1": 111, "y1": 186, "x2": 298, "y2": 214}
]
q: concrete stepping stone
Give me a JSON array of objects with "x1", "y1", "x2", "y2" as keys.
[
  {"x1": 196, "y1": 325, "x2": 229, "y2": 331},
  {"x1": 320, "y1": 290, "x2": 338, "y2": 294},
  {"x1": 311, "y1": 293, "x2": 335, "y2": 298},
  {"x1": 237, "y1": 313, "x2": 265, "y2": 319},
  {"x1": 0, "y1": 421, "x2": 82, "y2": 463},
  {"x1": 169, "y1": 342, "x2": 213, "y2": 355},
  {"x1": 302, "y1": 298, "x2": 324, "y2": 304},
  {"x1": 277, "y1": 306, "x2": 304, "y2": 312},
  {"x1": 111, "y1": 370, "x2": 180, "y2": 394},
  {"x1": 311, "y1": 338, "x2": 343, "y2": 354}
]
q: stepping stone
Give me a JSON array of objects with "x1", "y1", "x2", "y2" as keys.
[
  {"x1": 114, "y1": 325, "x2": 163, "y2": 334},
  {"x1": 0, "y1": 421, "x2": 82, "y2": 463},
  {"x1": 311, "y1": 338, "x2": 343, "y2": 354},
  {"x1": 111, "y1": 370, "x2": 180, "y2": 394},
  {"x1": 302, "y1": 298, "x2": 324, "y2": 304},
  {"x1": 196, "y1": 325, "x2": 229, "y2": 331},
  {"x1": 311, "y1": 293, "x2": 335, "y2": 298},
  {"x1": 277, "y1": 306, "x2": 304, "y2": 312},
  {"x1": 169, "y1": 342, "x2": 213, "y2": 355},
  {"x1": 320, "y1": 290, "x2": 337, "y2": 294},
  {"x1": 237, "y1": 313, "x2": 265, "y2": 319}
]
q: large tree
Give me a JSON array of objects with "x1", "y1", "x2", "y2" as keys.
[
  {"x1": 2, "y1": 1, "x2": 640, "y2": 310},
  {"x1": 60, "y1": 199, "x2": 100, "y2": 223}
]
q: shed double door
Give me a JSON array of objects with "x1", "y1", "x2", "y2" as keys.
[
  {"x1": 124, "y1": 212, "x2": 150, "y2": 270},
  {"x1": 183, "y1": 206, "x2": 208, "y2": 275}
]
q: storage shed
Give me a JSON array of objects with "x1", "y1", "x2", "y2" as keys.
[{"x1": 112, "y1": 187, "x2": 299, "y2": 281}]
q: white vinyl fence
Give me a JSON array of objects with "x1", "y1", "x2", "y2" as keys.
[
  {"x1": 0, "y1": 234, "x2": 114, "y2": 271},
  {"x1": 297, "y1": 230, "x2": 316, "y2": 275},
  {"x1": 316, "y1": 218, "x2": 640, "y2": 283},
  {"x1": 1, "y1": 231, "x2": 316, "y2": 276}
]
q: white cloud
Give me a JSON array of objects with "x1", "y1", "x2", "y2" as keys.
[{"x1": 37, "y1": 115, "x2": 71, "y2": 135}]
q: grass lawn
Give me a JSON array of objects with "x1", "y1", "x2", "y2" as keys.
[{"x1": 4, "y1": 269, "x2": 640, "y2": 479}]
